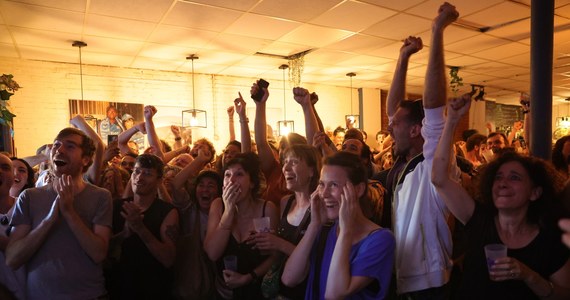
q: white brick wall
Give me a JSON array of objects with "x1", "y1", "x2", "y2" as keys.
[{"x1": 2, "y1": 58, "x2": 382, "y2": 157}]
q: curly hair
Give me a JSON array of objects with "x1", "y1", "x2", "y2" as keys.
[
  {"x1": 552, "y1": 135, "x2": 570, "y2": 175},
  {"x1": 476, "y1": 152, "x2": 567, "y2": 228},
  {"x1": 223, "y1": 152, "x2": 262, "y2": 198}
]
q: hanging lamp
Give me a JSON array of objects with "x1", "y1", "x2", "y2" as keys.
[
  {"x1": 345, "y1": 72, "x2": 360, "y2": 129},
  {"x1": 277, "y1": 64, "x2": 294, "y2": 136},
  {"x1": 182, "y1": 54, "x2": 207, "y2": 128}
]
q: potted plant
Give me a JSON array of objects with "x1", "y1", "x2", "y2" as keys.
[{"x1": 0, "y1": 74, "x2": 21, "y2": 127}]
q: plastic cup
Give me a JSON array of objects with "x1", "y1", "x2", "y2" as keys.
[
  {"x1": 223, "y1": 255, "x2": 238, "y2": 271},
  {"x1": 253, "y1": 216, "x2": 270, "y2": 233},
  {"x1": 484, "y1": 244, "x2": 507, "y2": 275}
]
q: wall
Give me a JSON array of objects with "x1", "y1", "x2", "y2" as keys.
[{"x1": 1, "y1": 58, "x2": 358, "y2": 157}]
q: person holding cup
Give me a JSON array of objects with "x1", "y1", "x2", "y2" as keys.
[
  {"x1": 282, "y1": 152, "x2": 395, "y2": 299},
  {"x1": 431, "y1": 93, "x2": 570, "y2": 299},
  {"x1": 204, "y1": 152, "x2": 279, "y2": 299}
]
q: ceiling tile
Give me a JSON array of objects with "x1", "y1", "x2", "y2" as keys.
[
  {"x1": 137, "y1": 43, "x2": 197, "y2": 60},
  {"x1": 461, "y1": 1, "x2": 529, "y2": 28},
  {"x1": 252, "y1": 0, "x2": 342, "y2": 22},
  {"x1": 324, "y1": 34, "x2": 394, "y2": 54},
  {"x1": 406, "y1": 0, "x2": 503, "y2": 19},
  {"x1": 278, "y1": 24, "x2": 354, "y2": 48},
  {"x1": 189, "y1": 50, "x2": 249, "y2": 66},
  {"x1": 445, "y1": 55, "x2": 489, "y2": 68},
  {"x1": 446, "y1": 34, "x2": 510, "y2": 55},
  {"x1": 358, "y1": 0, "x2": 425, "y2": 12},
  {"x1": 557, "y1": 4, "x2": 570, "y2": 18},
  {"x1": 130, "y1": 57, "x2": 185, "y2": 71},
  {"x1": 147, "y1": 25, "x2": 218, "y2": 49},
  {"x1": 304, "y1": 49, "x2": 354, "y2": 65},
  {"x1": 257, "y1": 41, "x2": 312, "y2": 58},
  {"x1": 336, "y1": 55, "x2": 393, "y2": 69},
  {"x1": 218, "y1": 65, "x2": 266, "y2": 78},
  {"x1": 467, "y1": 62, "x2": 528, "y2": 78},
  {"x1": 238, "y1": 55, "x2": 288, "y2": 71},
  {"x1": 0, "y1": 25, "x2": 13, "y2": 44},
  {"x1": 471, "y1": 42, "x2": 529, "y2": 61},
  {"x1": 18, "y1": 45, "x2": 78, "y2": 63},
  {"x1": 81, "y1": 52, "x2": 136, "y2": 67},
  {"x1": 310, "y1": 1, "x2": 397, "y2": 32},
  {"x1": 10, "y1": 27, "x2": 80, "y2": 50},
  {"x1": 182, "y1": 0, "x2": 259, "y2": 12},
  {"x1": 82, "y1": 36, "x2": 145, "y2": 56},
  {"x1": 163, "y1": 2, "x2": 242, "y2": 32},
  {"x1": 7, "y1": 0, "x2": 86, "y2": 12},
  {"x1": 363, "y1": 13, "x2": 432, "y2": 40},
  {"x1": 203, "y1": 33, "x2": 271, "y2": 54},
  {"x1": 224, "y1": 13, "x2": 301, "y2": 40},
  {"x1": 2, "y1": 1, "x2": 84, "y2": 33},
  {"x1": 89, "y1": 0, "x2": 173, "y2": 22},
  {"x1": 178, "y1": 61, "x2": 228, "y2": 74},
  {"x1": 0, "y1": 43, "x2": 19, "y2": 58},
  {"x1": 84, "y1": 15, "x2": 155, "y2": 40}
]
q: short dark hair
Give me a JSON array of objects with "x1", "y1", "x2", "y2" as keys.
[
  {"x1": 398, "y1": 99, "x2": 424, "y2": 126},
  {"x1": 55, "y1": 128, "x2": 96, "y2": 172},
  {"x1": 136, "y1": 154, "x2": 165, "y2": 178},
  {"x1": 345, "y1": 128, "x2": 364, "y2": 142},
  {"x1": 10, "y1": 157, "x2": 35, "y2": 193},
  {"x1": 194, "y1": 138, "x2": 216, "y2": 163},
  {"x1": 224, "y1": 152, "x2": 262, "y2": 198},
  {"x1": 462, "y1": 129, "x2": 479, "y2": 142},
  {"x1": 376, "y1": 130, "x2": 389, "y2": 139},
  {"x1": 193, "y1": 170, "x2": 223, "y2": 199},
  {"x1": 487, "y1": 132, "x2": 509, "y2": 146},
  {"x1": 552, "y1": 135, "x2": 570, "y2": 174},
  {"x1": 333, "y1": 126, "x2": 345, "y2": 137},
  {"x1": 124, "y1": 152, "x2": 138, "y2": 159},
  {"x1": 226, "y1": 140, "x2": 242, "y2": 150},
  {"x1": 466, "y1": 134, "x2": 488, "y2": 152},
  {"x1": 323, "y1": 152, "x2": 368, "y2": 200}
]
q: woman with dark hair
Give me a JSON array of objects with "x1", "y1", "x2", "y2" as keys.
[
  {"x1": 282, "y1": 152, "x2": 395, "y2": 300},
  {"x1": 552, "y1": 135, "x2": 570, "y2": 179},
  {"x1": 204, "y1": 152, "x2": 279, "y2": 299},
  {"x1": 249, "y1": 144, "x2": 321, "y2": 299},
  {"x1": 432, "y1": 95, "x2": 570, "y2": 299},
  {"x1": 9, "y1": 158, "x2": 34, "y2": 198}
]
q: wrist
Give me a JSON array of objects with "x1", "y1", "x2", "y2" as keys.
[
  {"x1": 174, "y1": 137, "x2": 182, "y2": 141},
  {"x1": 249, "y1": 270, "x2": 259, "y2": 283},
  {"x1": 239, "y1": 118, "x2": 249, "y2": 123}
]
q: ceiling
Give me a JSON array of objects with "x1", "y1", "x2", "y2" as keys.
[{"x1": 2, "y1": 0, "x2": 570, "y2": 105}]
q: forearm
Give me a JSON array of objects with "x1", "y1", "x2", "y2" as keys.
[
  {"x1": 163, "y1": 147, "x2": 189, "y2": 165},
  {"x1": 6, "y1": 221, "x2": 55, "y2": 269},
  {"x1": 86, "y1": 144, "x2": 104, "y2": 184},
  {"x1": 424, "y1": 27, "x2": 447, "y2": 109},
  {"x1": 325, "y1": 232, "x2": 352, "y2": 299},
  {"x1": 229, "y1": 117, "x2": 236, "y2": 142},
  {"x1": 239, "y1": 117, "x2": 252, "y2": 152},
  {"x1": 524, "y1": 271, "x2": 564, "y2": 299},
  {"x1": 432, "y1": 117, "x2": 459, "y2": 186},
  {"x1": 302, "y1": 103, "x2": 319, "y2": 146},
  {"x1": 172, "y1": 157, "x2": 207, "y2": 190},
  {"x1": 118, "y1": 126, "x2": 139, "y2": 155},
  {"x1": 63, "y1": 212, "x2": 109, "y2": 263},
  {"x1": 133, "y1": 225, "x2": 176, "y2": 267},
  {"x1": 203, "y1": 225, "x2": 232, "y2": 261},
  {"x1": 254, "y1": 103, "x2": 274, "y2": 171},
  {"x1": 387, "y1": 54, "x2": 411, "y2": 116},
  {"x1": 146, "y1": 119, "x2": 164, "y2": 160},
  {"x1": 282, "y1": 222, "x2": 320, "y2": 286},
  {"x1": 22, "y1": 154, "x2": 49, "y2": 168}
]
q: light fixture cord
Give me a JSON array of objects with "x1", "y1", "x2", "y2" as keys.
[
  {"x1": 191, "y1": 57, "x2": 196, "y2": 109},
  {"x1": 79, "y1": 45, "x2": 84, "y2": 101},
  {"x1": 283, "y1": 67, "x2": 286, "y2": 120},
  {"x1": 350, "y1": 75, "x2": 353, "y2": 115}
]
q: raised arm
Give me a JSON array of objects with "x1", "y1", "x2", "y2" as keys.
[
  {"x1": 118, "y1": 122, "x2": 146, "y2": 155},
  {"x1": 252, "y1": 81, "x2": 275, "y2": 173},
  {"x1": 172, "y1": 148, "x2": 211, "y2": 191},
  {"x1": 171, "y1": 125, "x2": 183, "y2": 150},
  {"x1": 423, "y1": 3, "x2": 458, "y2": 109},
  {"x1": 70, "y1": 115, "x2": 105, "y2": 184},
  {"x1": 387, "y1": 37, "x2": 423, "y2": 117},
  {"x1": 144, "y1": 105, "x2": 164, "y2": 161},
  {"x1": 293, "y1": 87, "x2": 319, "y2": 146},
  {"x1": 234, "y1": 93, "x2": 251, "y2": 153},
  {"x1": 431, "y1": 94, "x2": 476, "y2": 224},
  {"x1": 227, "y1": 106, "x2": 236, "y2": 142}
]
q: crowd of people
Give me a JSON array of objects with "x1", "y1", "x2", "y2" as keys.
[{"x1": 0, "y1": 2, "x2": 569, "y2": 300}]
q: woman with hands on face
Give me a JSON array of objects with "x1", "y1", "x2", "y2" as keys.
[
  {"x1": 282, "y1": 152, "x2": 395, "y2": 300},
  {"x1": 431, "y1": 93, "x2": 570, "y2": 300},
  {"x1": 204, "y1": 152, "x2": 279, "y2": 299}
]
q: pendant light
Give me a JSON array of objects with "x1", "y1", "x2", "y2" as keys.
[
  {"x1": 277, "y1": 64, "x2": 294, "y2": 136},
  {"x1": 182, "y1": 54, "x2": 207, "y2": 128},
  {"x1": 345, "y1": 72, "x2": 360, "y2": 129},
  {"x1": 72, "y1": 41, "x2": 87, "y2": 101}
]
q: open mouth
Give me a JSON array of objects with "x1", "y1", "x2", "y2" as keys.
[
  {"x1": 14, "y1": 178, "x2": 21, "y2": 183},
  {"x1": 53, "y1": 159, "x2": 67, "y2": 167}
]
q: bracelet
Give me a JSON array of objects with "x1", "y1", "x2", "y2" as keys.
[
  {"x1": 239, "y1": 118, "x2": 249, "y2": 123},
  {"x1": 250, "y1": 270, "x2": 259, "y2": 283},
  {"x1": 174, "y1": 137, "x2": 182, "y2": 141}
]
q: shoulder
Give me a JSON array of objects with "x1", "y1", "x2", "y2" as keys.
[{"x1": 362, "y1": 228, "x2": 395, "y2": 250}]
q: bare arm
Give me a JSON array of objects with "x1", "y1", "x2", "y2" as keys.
[
  {"x1": 293, "y1": 87, "x2": 319, "y2": 146},
  {"x1": 423, "y1": 4, "x2": 458, "y2": 109},
  {"x1": 227, "y1": 106, "x2": 236, "y2": 142},
  {"x1": 203, "y1": 198, "x2": 236, "y2": 261},
  {"x1": 163, "y1": 146, "x2": 190, "y2": 166},
  {"x1": 70, "y1": 115, "x2": 105, "y2": 184},
  {"x1": 172, "y1": 148, "x2": 211, "y2": 190},
  {"x1": 118, "y1": 122, "x2": 145, "y2": 156},
  {"x1": 235, "y1": 93, "x2": 252, "y2": 153},
  {"x1": 431, "y1": 94, "x2": 476, "y2": 225},
  {"x1": 252, "y1": 81, "x2": 276, "y2": 173},
  {"x1": 171, "y1": 125, "x2": 183, "y2": 150},
  {"x1": 388, "y1": 37, "x2": 423, "y2": 117},
  {"x1": 144, "y1": 106, "x2": 164, "y2": 161}
]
